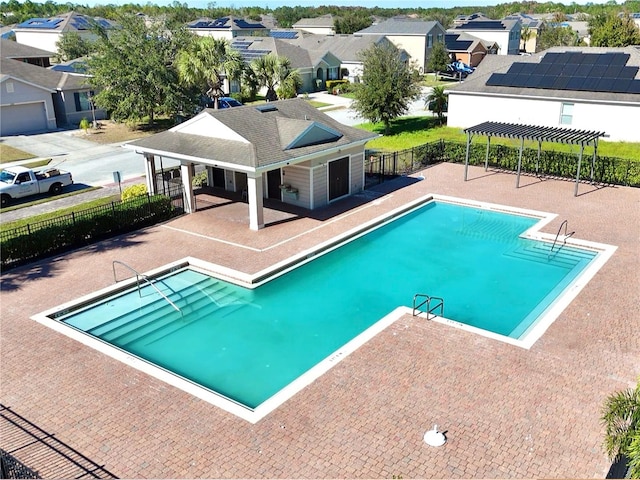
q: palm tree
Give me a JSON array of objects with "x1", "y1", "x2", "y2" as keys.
[
  {"x1": 602, "y1": 380, "x2": 640, "y2": 478},
  {"x1": 176, "y1": 36, "x2": 244, "y2": 109},
  {"x1": 249, "y1": 54, "x2": 302, "y2": 102},
  {"x1": 520, "y1": 25, "x2": 532, "y2": 53},
  {"x1": 424, "y1": 86, "x2": 448, "y2": 125}
]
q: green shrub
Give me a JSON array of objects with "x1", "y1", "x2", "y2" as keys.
[
  {"x1": 0, "y1": 194, "x2": 175, "y2": 270},
  {"x1": 192, "y1": 171, "x2": 208, "y2": 188},
  {"x1": 121, "y1": 184, "x2": 147, "y2": 201},
  {"x1": 326, "y1": 79, "x2": 349, "y2": 93},
  {"x1": 79, "y1": 117, "x2": 91, "y2": 133}
]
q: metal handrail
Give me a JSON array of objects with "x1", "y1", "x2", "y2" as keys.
[
  {"x1": 413, "y1": 294, "x2": 444, "y2": 319},
  {"x1": 112, "y1": 260, "x2": 182, "y2": 316},
  {"x1": 548, "y1": 220, "x2": 575, "y2": 260}
]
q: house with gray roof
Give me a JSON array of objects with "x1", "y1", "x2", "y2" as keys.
[
  {"x1": 292, "y1": 15, "x2": 336, "y2": 35},
  {"x1": 449, "y1": 18, "x2": 521, "y2": 55},
  {"x1": 445, "y1": 32, "x2": 494, "y2": 67},
  {"x1": 187, "y1": 16, "x2": 268, "y2": 40},
  {"x1": 231, "y1": 36, "x2": 341, "y2": 92},
  {"x1": 285, "y1": 33, "x2": 408, "y2": 83},
  {"x1": 503, "y1": 13, "x2": 544, "y2": 53},
  {"x1": 355, "y1": 18, "x2": 446, "y2": 73},
  {"x1": 13, "y1": 11, "x2": 115, "y2": 54},
  {"x1": 0, "y1": 38, "x2": 53, "y2": 66},
  {"x1": 125, "y1": 98, "x2": 377, "y2": 230},
  {"x1": 1, "y1": 50, "x2": 107, "y2": 136},
  {"x1": 446, "y1": 46, "x2": 640, "y2": 142}
]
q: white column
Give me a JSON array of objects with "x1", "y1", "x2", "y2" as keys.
[
  {"x1": 144, "y1": 154, "x2": 157, "y2": 194},
  {"x1": 247, "y1": 175, "x2": 264, "y2": 230},
  {"x1": 181, "y1": 163, "x2": 195, "y2": 213}
]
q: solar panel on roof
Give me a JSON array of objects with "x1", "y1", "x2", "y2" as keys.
[
  {"x1": 566, "y1": 51, "x2": 584, "y2": 64},
  {"x1": 270, "y1": 31, "x2": 298, "y2": 39},
  {"x1": 486, "y1": 73, "x2": 508, "y2": 86},
  {"x1": 596, "y1": 53, "x2": 615, "y2": 66},
  {"x1": 552, "y1": 76, "x2": 570, "y2": 89},
  {"x1": 581, "y1": 54, "x2": 598, "y2": 65},
  {"x1": 524, "y1": 75, "x2": 544, "y2": 88},
  {"x1": 565, "y1": 76, "x2": 586, "y2": 90},
  {"x1": 255, "y1": 104, "x2": 277, "y2": 112},
  {"x1": 581, "y1": 76, "x2": 600, "y2": 90},
  {"x1": 541, "y1": 52, "x2": 560, "y2": 64},
  {"x1": 519, "y1": 63, "x2": 537, "y2": 75},
  {"x1": 628, "y1": 81, "x2": 640, "y2": 93},
  {"x1": 604, "y1": 65, "x2": 624, "y2": 78},
  {"x1": 619, "y1": 67, "x2": 639, "y2": 79},
  {"x1": 610, "y1": 53, "x2": 630, "y2": 66},
  {"x1": 596, "y1": 77, "x2": 616, "y2": 91},
  {"x1": 610, "y1": 79, "x2": 632, "y2": 93},
  {"x1": 589, "y1": 65, "x2": 607, "y2": 77},
  {"x1": 507, "y1": 62, "x2": 524, "y2": 74},
  {"x1": 574, "y1": 63, "x2": 593, "y2": 76},
  {"x1": 537, "y1": 75, "x2": 557, "y2": 89},
  {"x1": 546, "y1": 63, "x2": 563, "y2": 76}
]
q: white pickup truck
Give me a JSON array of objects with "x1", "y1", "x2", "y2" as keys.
[{"x1": 0, "y1": 165, "x2": 73, "y2": 207}]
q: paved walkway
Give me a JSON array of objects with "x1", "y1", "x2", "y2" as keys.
[{"x1": 1, "y1": 163, "x2": 638, "y2": 478}]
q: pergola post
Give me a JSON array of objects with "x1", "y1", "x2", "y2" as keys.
[
  {"x1": 464, "y1": 132, "x2": 472, "y2": 181},
  {"x1": 591, "y1": 140, "x2": 598, "y2": 183},
  {"x1": 484, "y1": 136, "x2": 491, "y2": 171},
  {"x1": 536, "y1": 141, "x2": 541, "y2": 177},
  {"x1": 574, "y1": 143, "x2": 585, "y2": 197},
  {"x1": 516, "y1": 137, "x2": 524, "y2": 188}
]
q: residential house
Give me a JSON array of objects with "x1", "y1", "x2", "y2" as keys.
[
  {"x1": 355, "y1": 17, "x2": 446, "y2": 73},
  {"x1": 187, "y1": 16, "x2": 268, "y2": 40},
  {"x1": 1, "y1": 53, "x2": 107, "y2": 136},
  {"x1": 292, "y1": 14, "x2": 336, "y2": 35},
  {"x1": 503, "y1": 13, "x2": 544, "y2": 53},
  {"x1": 0, "y1": 38, "x2": 53, "y2": 67},
  {"x1": 125, "y1": 98, "x2": 378, "y2": 230},
  {"x1": 449, "y1": 18, "x2": 521, "y2": 55},
  {"x1": 231, "y1": 36, "x2": 341, "y2": 92},
  {"x1": 445, "y1": 32, "x2": 493, "y2": 67},
  {"x1": 446, "y1": 46, "x2": 640, "y2": 142},
  {"x1": 13, "y1": 11, "x2": 115, "y2": 54},
  {"x1": 282, "y1": 33, "x2": 408, "y2": 84},
  {"x1": 452, "y1": 13, "x2": 491, "y2": 27}
]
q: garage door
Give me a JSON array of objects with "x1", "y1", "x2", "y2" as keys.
[{"x1": 0, "y1": 102, "x2": 48, "y2": 136}]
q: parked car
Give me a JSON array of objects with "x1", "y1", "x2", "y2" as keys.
[
  {"x1": 202, "y1": 96, "x2": 243, "y2": 109},
  {"x1": 0, "y1": 165, "x2": 73, "y2": 207}
]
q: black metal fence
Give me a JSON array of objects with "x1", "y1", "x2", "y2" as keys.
[
  {"x1": 1, "y1": 191, "x2": 181, "y2": 270},
  {"x1": 365, "y1": 140, "x2": 640, "y2": 188}
]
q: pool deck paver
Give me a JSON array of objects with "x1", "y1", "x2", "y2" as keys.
[{"x1": 1, "y1": 162, "x2": 639, "y2": 478}]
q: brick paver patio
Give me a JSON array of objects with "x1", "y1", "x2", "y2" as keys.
[{"x1": 1, "y1": 163, "x2": 638, "y2": 478}]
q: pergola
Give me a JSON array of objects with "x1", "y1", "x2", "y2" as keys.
[{"x1": 463, "y1": 121, "x2": 607, "y2": 196}]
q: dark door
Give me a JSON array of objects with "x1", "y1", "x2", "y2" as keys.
[
  {"x1": 212, "y1": 167, "x2": 225, "y2": 188},
  {"x1": 267, "y1": 169, "x2": 282, "y2": 200},
  {"x1": 329, "y1": 157, "x2": 349, "y2": 201}
]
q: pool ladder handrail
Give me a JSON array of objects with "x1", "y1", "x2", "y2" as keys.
[
  {"x1": 548, "y1": 220, "x2": 575, "y2": 260},
  {"x1": 112, "y1": 261, "x2": 182, "y2": 317},
  {"x1": 412, "y1": 294, "x2": 444, "y2": 319}
]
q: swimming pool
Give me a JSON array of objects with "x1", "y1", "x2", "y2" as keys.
[{"x1": 35, "y1": 196, "x2": 615, "y2": 422}]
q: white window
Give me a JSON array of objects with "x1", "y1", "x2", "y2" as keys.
[
  {"x1": 327, "y1": 67, "x2": 339, "y2": 80},
  {"x1": 560, "y1": 103, "x2": 574, "y2": 125},
  {"x1": 6, "y1": 81, "x2": 14, "y2": 93},
  {"x1": 427, "y1": 34, "x2": 433, "y2": 48}
]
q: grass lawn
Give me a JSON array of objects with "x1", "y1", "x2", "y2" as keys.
[
  {"x1": 360, "y1": 116, "x2": 640, "y2": 160},
  {"x1": 0, "y1": 144, "x2": 36, "y2": 163}
]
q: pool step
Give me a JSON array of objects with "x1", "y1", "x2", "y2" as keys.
[
  {"x1": 89, "y1": 278, "x2": 247, "y2": 343},
  {"x1": 504, "y1": 243, "x2": 594, "y2": 268}
]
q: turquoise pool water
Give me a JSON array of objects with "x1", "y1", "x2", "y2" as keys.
[{"x1": 56, "y1": 201, "x2": 596, "y2": 410}]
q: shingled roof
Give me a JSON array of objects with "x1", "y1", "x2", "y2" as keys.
[
  {"x1": 356, "y1": 18, "x2": 440, "y2": 36},
  {"x1": 0, "y1": 56, "x2": 91, "y2": 90},
  {"x1": 127, "y1": 98, "x2": 377, "y2": 170},
  {"x1": 0, "y1": 38, "x2": 54, "y2": 59}
]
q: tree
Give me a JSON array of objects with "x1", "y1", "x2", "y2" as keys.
[
  {"x1": 87, "y1": 15, "x2": 193, "y2": 125},
  {"x1": 602, "y1": 380, "x2": 640, "y2": 478},
  {"x1": 427, "y1": 41, "x2": 450, "y2": 76},
  {"x1": 334, "y1": 11, "x2": 372, "y2": 34},
  {"x1": 520, "y1": 25, "x2": 532, "y2": 53},
  {"x1": 537, "y1": 25, "x2": 580, "y2": 51},
  {"x1": 249, "y1": 54, "x2": 302, "y2": 102},
  {"x1": 590, "y1": 13, "x2": 640, "y2": 47},
  {"x1": 424, "y1": 85, "x2": 447, "y2": 125},
  {"x1": 176, "y1": 36, "x2": 244, "y2": 109},
  {"x1": 351, "y1": 42, "x2": 422, "y2": 135},
  {"x1": 54, "y1": 31, "x2": 93, "y2": 63}
]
